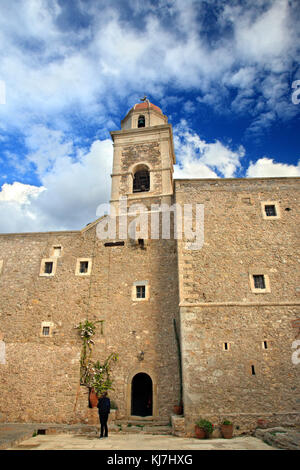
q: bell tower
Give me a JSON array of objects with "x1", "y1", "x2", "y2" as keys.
[{"x1": 110, "y1": 99, "x2": 176, "y2": 214}]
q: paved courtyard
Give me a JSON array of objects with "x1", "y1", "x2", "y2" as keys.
[{"x1": 7, "y1": 432, "x2": 274, "y2": 450}]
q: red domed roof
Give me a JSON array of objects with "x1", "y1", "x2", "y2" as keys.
[{"x1": 133, "y1": 101, "x2": 162, "y2": 114}]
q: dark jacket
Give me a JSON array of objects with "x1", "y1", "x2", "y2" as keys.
[{"x1": 97, "y1": 396, "x2": 110, "y2": 414}]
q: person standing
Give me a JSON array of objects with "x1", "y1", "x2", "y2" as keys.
[{"x1": 97, "y1": 391, "x2": 111, "y2": 438}]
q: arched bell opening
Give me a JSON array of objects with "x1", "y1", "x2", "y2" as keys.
[
  {"x1": 138, "y1": 115, "x2": 145, "y2": 128},
  {"x1": 132, "y1": 165, "x2": 150, "y2": 193}
]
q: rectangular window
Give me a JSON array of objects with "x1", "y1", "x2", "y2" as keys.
[
  {"x1": 136, "y1": 285, "x2": 146, "y2": 299},
  {"x1": 262, "y1": 341, "x2": 268, "y2": 350},
  {"x1": 75, "y1": 258, "x2": 92, "y2": 276},
  {"x1": 261, "y1": 201, "x2": 280, "y2": 219},
  {"x1": 40, "y1": 322, "x2": 54, "y2": 337},
  {"x1": 253, "y1": 274, "x2": 266, "y2": 289},
  {"x1": 80, "y1": 261, "x2": 89, "y2": 274},
  {"x1": 264, "y1": 204, "x2": 277, "y2": 217},
  {"x1": 42, "y1": 326, "x2": 50, "y2": 336},
  {"x1": 251, "y1": 365, "x2": 256, "y2": 375},
  {"x1": 44, "y1": 261, "x2": 53, "y2": 274}
]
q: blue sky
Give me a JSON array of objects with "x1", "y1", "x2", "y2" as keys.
[{"x1": 0, "y1": 0, "x2": 299, "y2": 232}]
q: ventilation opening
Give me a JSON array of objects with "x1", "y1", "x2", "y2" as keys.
[
  {"x1": 251, "y1": 365, "x2": 256, "y2": 375},
  {"x1": 104, "y1": 241, "x2": 125, "y2": 247},
  {"x1": 224, "y1": 342, "x2": 229, "y2": 351},
  {"x1": 263, "y1": 341, "x2": 268, "y2": 349}
]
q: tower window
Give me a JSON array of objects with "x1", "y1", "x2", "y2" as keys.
[
  {"x1": 133, "y1": 169, "x2": 150, "y2": 193},
  {"x1": 138, "y1": 115, "x2": 145, "y2": 128},
  {"x1": 251, "y1": 365, "x2": 256, "y2": 375}
]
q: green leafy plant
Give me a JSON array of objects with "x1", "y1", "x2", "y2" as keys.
[
  {"x1": 195, "y1": 418, "x2": 214, "y2": 435},
  {"x1": 222, "y1": 419, "x2": 232, "y2": 426},
  {"x1": 75, "y1": 319, "x2": 118, "y2": 395}
]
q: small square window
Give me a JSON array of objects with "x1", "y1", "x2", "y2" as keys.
[
  {"x1": 253, "y1": 274, "x2": 266, "y2": 289},
  {"x1": 136, "y1": 285, "x2": 146, "y2": 298},
  {"x1": 80, "y1": 261, "x2": 89, "y2": 273},
  {"x1": 44, "y1": 261, "x2": 53, "y2": 274},
  {"x1": 75, "y1": 258, "x2": 92, "y2": 276},
  {"x1": 261, "y1": 201, "x2": 280, "y2": 219},
  {"x1": 249, "y1": 272, "x2": 270, "y2": 293},
  {"x1": 264, "y1": 205, "x2": 276, "y2": 217},
  {"x1": 40, "y1": 322, "x2": 54, "y2": 337},
  {"x1": 40, "y1": 258, "x2": 57, "y2": 277}
]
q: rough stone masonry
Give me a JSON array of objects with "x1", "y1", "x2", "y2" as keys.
[{"x1": 0, "y1": 100, "x2": 299, "y2": 435}]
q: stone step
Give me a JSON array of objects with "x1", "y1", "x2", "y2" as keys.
[{"x1": 112, "y1": 420, "x2": 172, "y2": 435}]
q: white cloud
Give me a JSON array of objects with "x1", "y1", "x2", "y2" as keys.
[
  {"x1": 246, "y1": 157, "x2": 300, "y2": 177},
  {"x1": 0, "y1": 130, "x2": 113, "y2": 232},
  {"x1": 0, "y1": 182, "x2": 45, "y2": 204},
  {"x1": 0, "y1": 0, "x2": 298, "y2": 135},
  {"x1": 174, "y1": 120, "x2": 245, "y2": 179}
]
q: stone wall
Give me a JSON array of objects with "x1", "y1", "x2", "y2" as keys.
[
  {"x1": 175, "y1": 177, "x2": 300, "y2": 433},
  {"x1": 0, "y1": 223, "x2": 180, "y2": 423}
]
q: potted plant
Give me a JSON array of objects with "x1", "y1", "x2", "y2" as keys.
[
  {"x1": 88, "y1": 387, "x2": 98, "y2": 408},
  {"x1": 195, "y1": 419, "x2": 214, "y2": 439},
  {"x1": 220, "y1": 419, "x2": 234, "y2": 439},
  {"x1": 173, "y1": 400, "x2": 183, "y2": 415}
]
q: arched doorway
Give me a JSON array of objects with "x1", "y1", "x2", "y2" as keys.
[{"x1": 131, "y1": 373, "x2": 153, "y2": 417}]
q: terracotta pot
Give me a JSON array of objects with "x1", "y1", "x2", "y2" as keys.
[
  {"x1": 195, "y1": 425, "x2": 207, "y2": 439},
  {"x1": 173, "y1": 405, "x2": 183, "y2": 415},
  {"x1": 221, "y1": 424, "x2": 233, "y2": 439},
  {"x1": 89, "y1": 388, "x2": 98, "y2": 408}
]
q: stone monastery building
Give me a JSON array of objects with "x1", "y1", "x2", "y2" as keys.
[{"x1": 0, "y1": 101, "x2": 299, "y2": 435}]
